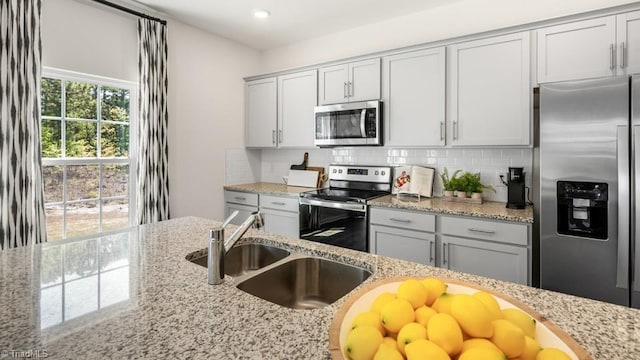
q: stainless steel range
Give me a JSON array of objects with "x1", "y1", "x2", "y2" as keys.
[{"x1": 299, "y1": 165, "x2": 392, "y2": 252}]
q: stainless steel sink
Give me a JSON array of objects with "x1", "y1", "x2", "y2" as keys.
[
  {"x1": 236, "y1": 257, "x2": 372, "y2": 309},
  {"x1": 187, "y1": 243, "x2": 290, "y2": 276}
]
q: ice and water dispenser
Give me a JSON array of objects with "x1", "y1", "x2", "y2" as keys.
[{"x1": 556, "y1": 181, "x2": 608, "y2": 240}]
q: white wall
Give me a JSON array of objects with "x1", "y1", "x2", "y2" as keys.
[
  {"x1": 260, "y1": 0, "x2": 638, "y2": 72},
  {"x1": 167, "y1": 21, "x2": 260, "y2": 220},
  {"x1": 42, "y1": 0, "x2": 261, "y2": 222}
]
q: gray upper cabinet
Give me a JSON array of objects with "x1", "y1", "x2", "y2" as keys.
[
  {"x1": 318, "y1": 58, "x2": 380, "y2": 105},
  {"x1": 277, "y1": 70, "x2": 318, "y2": 148},
  {"x1": 537, "y1": 11, "x2": 640, "y2": 83},
  {"x1": 448, "y1": 32, "x2": 531, "y2": 146},
  {"x1": 382, "y1": 47, "x2": 446, "y2": 147},
  {"x1": 245, "y1": 77, "x2": 277, "y2": 148}
]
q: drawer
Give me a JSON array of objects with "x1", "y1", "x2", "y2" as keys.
[
  {"x1": 225, "y1": 191, "x2": 258, "y2": 207},
  {"x1": 369, "y1": 207, "x2": 435, "y2": 233},
  {"x1": 440, "y1": 216, "x2": 528, "y2": 246},
  {"x1": 260, "y1": 194, "x2": 299, "y2": 213}
]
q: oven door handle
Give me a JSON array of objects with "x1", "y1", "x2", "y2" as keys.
[{"x1": 299, "y1": 198, "x2": 366, "y2": 212}]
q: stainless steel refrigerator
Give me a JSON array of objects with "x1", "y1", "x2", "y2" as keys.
[{"x1": 539, "y1": 75, "x2": 639, "y2": 308}]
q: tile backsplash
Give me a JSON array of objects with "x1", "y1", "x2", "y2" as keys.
[{"x1": 227, "y1": 147, "x2": 533, "y2": 203}]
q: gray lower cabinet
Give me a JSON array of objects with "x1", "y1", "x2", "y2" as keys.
[
  {"x1": 369, "y1": 206, "x2": 531, "y2": 285},
  {"x1": 225, "y1": 191, "x2": 259, "y2": 225},
  {"x1": 260, "y1": 194, "x2": 299, "y2": 238}
]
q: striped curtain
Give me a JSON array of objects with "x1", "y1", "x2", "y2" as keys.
[
  {"x1": 136, "y1": 19, "x2": 169, "y2": 224},
  {"x1": 0, "y1": 0, "x2": 46, "y2": 249}
]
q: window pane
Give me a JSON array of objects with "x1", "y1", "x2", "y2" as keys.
[
  {"x1": 67, "y1": 165, "x2": 99, "y2": 201},
  {"x1": 101, "y1": 86, "x2": 130, "y2": 122},
  {"x1": 40, "y1": 246, "x2": 63, "y2": 287},
  {"x1": 101, "y1": 123, "x2": 129, "y2": 157},
  {"x1": 42, "y1": 77, "x2": 61, "y2": 117},
  {"x1": 102, "y1": 164, "x2": 128, "y2": 197},
  {"x1": 100, "y1": 267, "x2": 130, "y2": 307},
  {"x1": 64, "y1": 238, "x2": 98, "y2": 281},
  {"x1": 65, "y1": 81, "x2": 97, "y2": 119},
  {"x1": 65, "y1": 121, "x2": 97, "y2": 157},
  {"x1": 102, "y1": 198, "x2": 129, "y2": 232},
  {"x1": 65, "y1": 202, "x2": 100, "y2": 239},
  {"x1": 41, "y1": 119, "x2": 62, "y2": 158},
  {"x1": 42, "y1": 165, "x2": 63, "y2": 203},
  {"x1": 65, "y1": 276, "x2": 98, "y2": 320},
  {"x1": 40, "y1": 286, "x2": 62, "y2": 329},
  {"x1": 45, "y1": 205, "x2": 63, "y2": 241},
  {"x1": 100, "y1": 233, "x2": 130, "y2": 271}
]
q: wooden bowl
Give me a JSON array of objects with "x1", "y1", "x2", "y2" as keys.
[{"x1": 329, "y1": 276, "x2": 592, "y2": 360}]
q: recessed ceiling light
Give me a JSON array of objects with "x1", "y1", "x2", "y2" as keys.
[{"x1": 254, "y1": 9, "x2": 271, "y2": 19}]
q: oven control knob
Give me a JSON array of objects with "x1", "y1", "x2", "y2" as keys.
[
  {"x1": 381, "y1": 171, "x2": 386, "y2": 176},
  {"x1": 375, "y1": 171, "x2": 379, "y2": 175},
  {"x1": 338, "y1": 169, "x2": 343, "y2": 174},
  {"x1": 332, "y1": 169, "x2": 337, "y2": 173}
]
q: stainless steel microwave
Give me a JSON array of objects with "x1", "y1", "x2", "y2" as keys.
[{"x1": 314, "y1": 101, "x2": 382, "y2": 147}]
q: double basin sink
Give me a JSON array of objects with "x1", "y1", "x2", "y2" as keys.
[{"x1": 186, "y1": 240, "x2": 371, "y2": 310}]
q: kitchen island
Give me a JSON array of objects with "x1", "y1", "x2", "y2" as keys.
[{"x1": 0, "y1": 217, "x2": 638, "y2": 359}]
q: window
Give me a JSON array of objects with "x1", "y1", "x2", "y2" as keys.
[{"x1": 41, "y1": 69, "x2": 136, "y2": 240}]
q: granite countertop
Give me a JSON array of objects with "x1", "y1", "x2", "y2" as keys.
[
  {"x1": 2, "y1": 217, "x2": 638, "y2": 359},
  {"x1": 224, "y1": 182, "x2": 318, "y2": 197},
  {"x1": 369, "y1": 195, "x2": 534, "y2": 223}
]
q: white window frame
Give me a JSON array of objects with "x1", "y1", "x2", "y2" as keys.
[{"x1": 41, "y1": 67, "x2": 137, "y2": 240}]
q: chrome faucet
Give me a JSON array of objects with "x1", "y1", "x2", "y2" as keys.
[{"x1": 208, "y1": 210, "x2": 264, "y2": 285}]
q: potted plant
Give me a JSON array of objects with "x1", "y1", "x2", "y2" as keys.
[
  {"x1": 439, "y1": 168, "x2": 461, "y2": 197},
  {"x1": 458, "y1": 171, "x2": 496, "y2": 199}
]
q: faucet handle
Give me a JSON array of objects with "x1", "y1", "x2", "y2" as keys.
[
  {"x1": 252, "y1": 212, "x2": 264, "y2": 230},
  {"x1": 221, "y1": 210, "x2": 239, "y2": 229}
]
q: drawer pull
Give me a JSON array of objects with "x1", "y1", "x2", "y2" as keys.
[
  {"x1": 468, "y1": 228, "x2": 496, "y2": 234},
  {"x1": 271, "y1": 201, "x2": 286, "y2": 206},
  {"x1": 234, "y1": 196, "x2": 247, "y2": 201},
  {"x1": 429, "y1": 240, "x2": 435, "y2": 263},
  {"x1": 442, "y1": 243, "x2": 448, "y2": 266},
  {"x1": 389, "y1": 218, "x2": 411, "y2": 223}
]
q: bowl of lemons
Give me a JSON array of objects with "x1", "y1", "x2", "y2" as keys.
[{"x1": 328, "y1": 277, "x2": 592, "y2": 360}]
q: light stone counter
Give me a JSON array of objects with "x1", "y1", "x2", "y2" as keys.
[
  {"x1": 224, "y1": 182, "x2": 318, "y2": 198},
  {"x1": 369, "y1": 195, "x2": 534, "y2": 223},
  {"x1": 1, "y1": 217, "x2": 637, "y2": 359}
]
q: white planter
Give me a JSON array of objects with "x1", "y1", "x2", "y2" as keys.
[
  {"x1": 471, "y1": 192, "x2": 483, "y2": 200},
  {"x1": 456, "y1": 191, "x2": 468, "y2": 198},
  {"x1": 443, "y1": 190, "x2": 454, "y2": 197}
]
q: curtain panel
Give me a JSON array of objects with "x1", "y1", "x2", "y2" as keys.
[
  {"x1": 137, "y1": 19, "x2": 169, "y2": 224},
  {"x1": 0, "y1": 0, "x2": 46, "y2": 249}
]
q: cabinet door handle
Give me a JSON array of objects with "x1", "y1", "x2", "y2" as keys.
[
  {"x1": 389, "y1": 218, "x2": 411, "y2": 223},
  {"x1": 610, "y1": 43, "x2": 615, "y2": 71},
  {"x1": 271, "y1": 201, "x2": 286, "y2": 206},
  {"x1": 453, "y1": 121, "x2": 458, "y2": 140},
  {"x1": 279, "y1": 129, "x2": 283, "y2": 143},
  {"x1": 442, "y1": 243, "x2": 448, "y2": 266},
  {"x1": 429, "y1": 240, "x2": 435, "y2": 264},
  {"x1": 440, "y1": 121, "x2": 445, "y2": 141},
  {"x1": 620, "y1": 42, "x2": 626, "y2": 69},
  {"x1": 234, "y1": 196, "x2": 247, "y2": 201},
  {"x1": 349, "y1": 82, "x2": 353, "y2": 97},
  {"x1": 272, "y1": 130, "x2": 276, "y2": 144},
  {"x1": 344, "y1": 82, "x2": 348, "y2": 98},
  {"x1": 468, "y1": 227, "x2": 496, "y2": 234}
]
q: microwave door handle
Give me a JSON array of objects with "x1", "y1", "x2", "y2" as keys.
[{"x1": 360, "y1": 109, "x2": 367, "y2": 138}]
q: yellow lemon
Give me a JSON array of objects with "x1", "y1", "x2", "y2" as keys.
[
  {"x1": 371, "y1": 292, "x2": 397, "y2": 314},
  {"x1": 396, "y1": 322, "x2": 428, "y2": 355},
  {"x1": 458, "y1": 347, "x2": 507, "y2": 360},
  {"x1": 404, "y1": 339, "x2": 450, "y2": 360},
  {"x1": 415, "y1": 305, "x2": 438, "y2": 327},
  {"x1": 351, "y1": 311, "x2": 385, "y2": 337},
  {"x1": 490, "y1": 319, "x2": 525, "y2": 358},
  {"x1": 451, "y1": 295, "x2": 494, "y2": 338},
  {"x1": 373, "y1": 343, "x2": 404, "y2": 360},
  {"x1": 382, "y1": 336, "x2": 399, "y2": 351},
  {"x1": 381, "y1": 299, "x2": 416, "y2": 333},
  {"x1": 460, "y1": 338, "x2": 502, "y2": 354},
  {"x1": 520, "y1": 336, "x2": 542, "y2": 360},
  {"x1": 397, "y1": 278, "x2": 429, "y2": 309},
  {"x1": 502, "y1": 308, "x2": 537, "y2": 338},
  {"x1": 536, "y1": 348, "x2": 572, "y2": 360},
  {"x1": 431, "y1": 293, "x2": 456, "y2": 314},
  {"x1": 422, "y1": 277, "x2": 448, "y2": 306},
  {"x1": 472, "y1": 291, "x2": 503, "y2": 321},
  {"x1": 344, "y1": 326, "x2": 383, "y2": 360},
  {"x1": 427, "y1": 313, "x2": 463, "y2": 356}
]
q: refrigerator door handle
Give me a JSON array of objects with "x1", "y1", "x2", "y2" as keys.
[
  {"x1": 634, "y1": 126, "x2": 640, "y2": 292},
  {"x1": 617, "y1": 126, "x2": 630, "y2": 288}
]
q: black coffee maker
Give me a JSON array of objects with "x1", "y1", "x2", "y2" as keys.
[{"x1": 501, "y1": 167, "x2": 526, "y2": 209}]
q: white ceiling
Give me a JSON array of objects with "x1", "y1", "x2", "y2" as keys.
[{"x1": 134, "y1": 0, "x2": 466, "y2": 50}]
